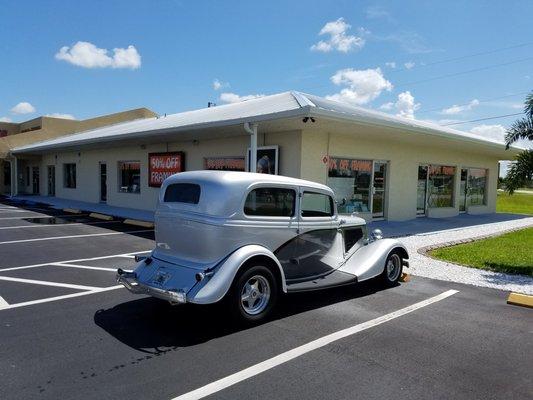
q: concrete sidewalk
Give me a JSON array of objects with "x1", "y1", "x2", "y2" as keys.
[
  {"x1": 369, "y1": 212, "x2": 532, "y2": 238},
  {"x1": 8, "y1": 195, "x2": 155, "y2": 222}
]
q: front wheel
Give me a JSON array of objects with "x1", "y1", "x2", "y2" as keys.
[
  {"x1": 229, "y1": 265, "x2": 278, "y2": 324},
  {"x1": 380, "y1": 252, "x2": 403, "y2": 287}
]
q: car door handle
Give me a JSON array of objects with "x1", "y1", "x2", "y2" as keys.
[{"x1": 289, "y1": 258, "x2": 299, "y2": 265}]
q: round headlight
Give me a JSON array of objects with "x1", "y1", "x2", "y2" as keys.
[{"x1": 371, "y1": 228, "x2": 383, "y2": 240}]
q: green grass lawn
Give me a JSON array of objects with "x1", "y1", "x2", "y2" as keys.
[
  {"x1": 496, "y1": 192, "x2": 533, "y2": 215},
  {"x1": 430, "y1": 228, "x2": 533, "y2": 276}
]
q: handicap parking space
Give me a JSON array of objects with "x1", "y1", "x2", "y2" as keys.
[{"x1": 0, "y1": 200, "x2": 531, "y2": 400}]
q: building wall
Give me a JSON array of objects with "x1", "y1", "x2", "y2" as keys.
[
  {"x1": 300, "y1": 128, "x2": 499, "y2": 221},
  {"x1": 38, "y1": 130, "x2": 302, "y2": 211}
]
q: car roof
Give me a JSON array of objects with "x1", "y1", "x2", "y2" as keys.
[{"x1": 164, "y1": 170, "x2": 333, "y2": 192}]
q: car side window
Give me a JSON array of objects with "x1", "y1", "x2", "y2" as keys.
[
  {"x1": 301, "y1": 192, "x2": 334, "y2": 217},
  {"x1": 244, "y1": 187, "x2": 295, "y2": 217}
]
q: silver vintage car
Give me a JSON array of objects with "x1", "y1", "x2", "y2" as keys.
[{"x1": 117, "y1": 171, "x2": 409, "y2": 322}]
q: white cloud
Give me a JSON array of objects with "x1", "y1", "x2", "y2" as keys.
[
  {"x1": 379, "y1": 102, "x2": 394, "y2": 110},
  {"x1": 366, "y1": 6, "x2": 394, "y2": 22},
  {"x1": 470, "y1": 124, "x2": 506, "y2": 142},
  {"x1": 441, "y1": 99, "x2": 479, "y2": 115},
  {"x1": 311, "y1": 18, "x2": 366, "y2": 53},
  {"x1": 395, "y1": 91, "x2": 420, "y2": 119},
  {"x1": 385, "y1": 61, "x2": 396, "y2": 68},
  {"x1": 0, "y1": 116, "x2": 12, "y2": 122},
  {"x1": 219, "y1": 92, "x2": 265, "y2": 104},
  {"x1": 45, "y1": 113, "x2": 76, "y2": 120},
  {"x1": 10, "y1": 102, "x2": 36, "y2": 115},
  {"x1": 469, "y1": 124, "x2": 532, "y2": 150},
  {"x1": 326, "y1": 67, "x2": 393, "y2": 105},
  {"x1": 404, "y1": 61, "x2": 415, "y2": 69},
  {"x1": 213, "y1": 79, "x2": 229, "y2": 91},
  {"x1": 55, "y1": 41, "x2": 141, "y2": 69}
]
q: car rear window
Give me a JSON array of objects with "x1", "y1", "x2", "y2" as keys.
[
  {"x1": 164, "y1": 183, "x2": 201, "y2": 204},
  {"x1": 244, "y1": 187, "x2": 295, "y2": 217}
]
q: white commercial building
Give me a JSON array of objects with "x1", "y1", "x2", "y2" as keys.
[{"x1": 9, "y1": 91, "x2": 520, "y2": 221}]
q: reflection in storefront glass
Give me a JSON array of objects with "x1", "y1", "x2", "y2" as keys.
[
  {"x1": 427, "y1": 165, "x2": 455, "y2": 208},
  {"x1": 119, "y1": 161, "x2": 141, "y2": 193},
  {"x1": 327, "y1": 157, "x2": 372, "y2": 214},
  {"x1": 467, "y1": 168, "x2": 487, "y2": 206}
]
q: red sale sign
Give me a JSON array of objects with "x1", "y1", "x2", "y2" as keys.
[{"x1": 148, "y1": 152, "x2": 184, "y2": 187}]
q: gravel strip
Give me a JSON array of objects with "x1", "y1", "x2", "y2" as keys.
[{"x1": 396, "y1": 217, "x2": 533, "y2": 295}]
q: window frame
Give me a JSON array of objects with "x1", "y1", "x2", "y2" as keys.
[
  {"x1": 300, "y1": 191, "x2": 335, "y2": 219},
  {"x1": 118, "y1": 160, "x2": 141, "y2": 194},
  {"x1": 242, "y1": 185, "x2": 297, "y2": 219},
  {"x1": 426, "y1": 164, "x2": 456, "y2": 208},
  {"x1": 63, "y1": 163, "x2": 77, "y2": 189}
]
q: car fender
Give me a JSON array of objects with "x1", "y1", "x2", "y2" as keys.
[
  {"x1": 188, "y1": 244, "x2": 287, "y2": 304},
  {"x1": 339, "y1": 239, "x2": 409, "y2": 282}
]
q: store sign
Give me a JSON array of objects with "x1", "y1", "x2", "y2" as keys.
[
  {"x1": 148, "y1": 152, "x2": 184, "y2": 187},
  {"x1": 328, "y1": 157, "x2": 372, "y2": 173},
  {"x1": 205, "y1": 157, "x2": 245, "y2": 171}
]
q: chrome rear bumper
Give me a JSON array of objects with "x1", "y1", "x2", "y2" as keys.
[{"x1": 116, "y1": 268, "x2": 187, "y2": 304}]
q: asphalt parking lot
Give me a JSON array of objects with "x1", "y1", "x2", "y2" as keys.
[{"x1": 0, "y1": 200, "x2": 532, "y2": 400}]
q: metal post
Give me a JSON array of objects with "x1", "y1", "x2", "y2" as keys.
[{"x1": 244, "y1": 122, "x2": 258, "y2": 173}]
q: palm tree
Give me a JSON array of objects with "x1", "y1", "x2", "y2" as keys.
[{"x1": 504, "y1": 91, "x2": 533, "y2": 193}]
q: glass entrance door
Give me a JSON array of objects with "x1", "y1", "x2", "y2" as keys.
[
  {"x1": 372, "y1": 162, "x2": 387, "y2": 218},
  {"x1": 47, "y1": 166, "x2": 55, "y2": 196},
  {"x1": 100, "y1": 163, "x2": 107, "y2": 202},
  {"x1": 417, "y1": 165, "x2": 428, "y2": 215},
  {"x1": 459, "y1": 168, "x2": 468, "y2": 212},
  {"x1": 32, "y1": 167, "x2": 40, "y2": 195}
]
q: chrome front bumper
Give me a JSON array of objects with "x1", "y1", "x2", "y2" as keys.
[{"x1": 116, "y1": 268, "x2": 187, "y2": 304}]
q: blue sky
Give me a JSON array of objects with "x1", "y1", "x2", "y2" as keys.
[{"x1": 1, "y1": 0, "x2": 532, "y2": 145}]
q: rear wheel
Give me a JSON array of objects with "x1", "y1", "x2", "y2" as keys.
[
  {"x1": 229, "y1": 265, "x2": 278, "y2": 323},
  {"x1": 380, "y1": 252, "x2": 403, "y2": 287}
]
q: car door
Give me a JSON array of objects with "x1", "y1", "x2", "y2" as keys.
[{"x1": 276, "y1": 188, "x2": 344, "y2": 282}]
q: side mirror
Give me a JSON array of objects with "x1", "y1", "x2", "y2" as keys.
[{"x1": 371, "y1": 228, "x2": 383, "y2": 241}]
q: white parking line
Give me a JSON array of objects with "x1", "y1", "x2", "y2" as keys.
[
  {"x1": 0, "y1": 229, "x2": 153, "y2": 245},
  {"x1": 0, "y1": 295, "x2": 8, "y2": 308},
  {"x1": 0, "y1": 285, "x2": 124, "y2": 311},
  {"x1": 171, "y1": 289, "x2": 459, "y2": 400},
  {"x1": 51, "y1": 263, "x2": 117, "y2": 272},
  {"x1": 0, "y1": 250, "x2": 151, "y2": 272},
  {"x1": 0, "y1": 275, "x2": 101, "y2": 291},
  {"x1": 0, "y1": 221, "x2": 117, "y2": 230}
]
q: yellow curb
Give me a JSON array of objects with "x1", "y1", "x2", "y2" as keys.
[
  {"x1": 63, "y1": 208, "x2": 82, "y2": 214},
  {"x1": 123, "y1": 219, "x2": 154, "y2": 229},
  {"x1": 400, "y1": 273, "x2": 410, "y2": 282},
  {"x1": 507, "y1": 293, "x2": 533, "y2": 309},
  {"x1": 89, "y1": 212, "x2": 114, "y2": 221}
]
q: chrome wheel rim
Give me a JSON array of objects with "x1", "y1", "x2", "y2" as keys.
[
  {"x1": 386, "y1": 254, "x2": 401, "y2": 282},
  {"x1": 240, "y1": 275, "x2": 271, "y2": 315}
]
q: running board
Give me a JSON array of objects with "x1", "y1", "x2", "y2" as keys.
[{"x1": 286, "y1": 270, "x2": 357, "y2": 292}]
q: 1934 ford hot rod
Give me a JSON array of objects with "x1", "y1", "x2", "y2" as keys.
[{"x1": 117, "y1": 171, "x2": 409, "y2": 322}]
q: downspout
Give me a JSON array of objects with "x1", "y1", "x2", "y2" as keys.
[
  {"x1": 11, "y1": 155, "x2": 18, "y2": 197},
  {"x1": 244, "y1": 122, "x2": 258, "y2": 173}
]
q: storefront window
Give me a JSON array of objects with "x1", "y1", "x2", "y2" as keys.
[
  {"x1": 3, "y1": 161, "x2": 11, "y2": 186},
  {"x1": 327, "y1": 158, "x2": 372, "y2": 214},
  {"x1": 119, "y1": 161, "x2": 141, "y2": 193},
  {"x1": 63, "y1": 163, "x2": 76, "y2": 188},
  {"x1": 427, "y1": 165, "x2": 455, "y2": 207},
  {"x1": 467, "y1": 168, "x2": 487, "y2": 206}
]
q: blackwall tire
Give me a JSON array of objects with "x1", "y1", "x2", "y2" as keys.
[
  {"x1": 229, "y1": 265, "x2": 278, "y2": 324},
  {"x1": 381, "y1": 252, "x2": 403, "y2": 287}
]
